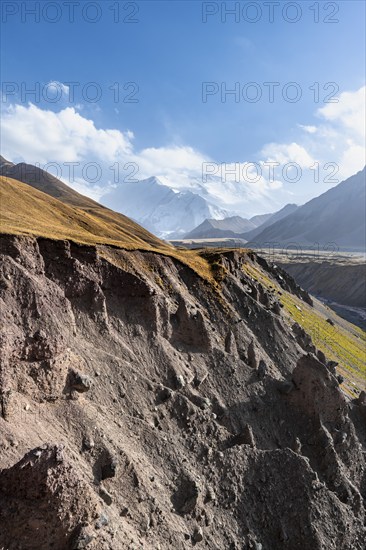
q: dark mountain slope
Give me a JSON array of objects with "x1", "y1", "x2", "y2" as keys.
[
  {"x1": 242, "y1": 203, "x2": 298, "y2": 241},
  {"x1": 248, "y1": 168, "x2": 366, "y2": 250},
  {"x1": 185, "y1": 216, "x2": 256, "y2": 239}
]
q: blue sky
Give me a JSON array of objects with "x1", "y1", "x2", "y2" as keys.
[{"x1": 1, "y1": 1, "x2": 365, "y2": 213}]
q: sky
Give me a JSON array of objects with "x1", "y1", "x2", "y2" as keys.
[{"x1": 1, "y1": 0, "x2": 365, "y2": 215}]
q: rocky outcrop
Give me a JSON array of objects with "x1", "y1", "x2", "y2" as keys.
[
  {"x1": 0, "y1": 444, "x2": 103, "y2": 550},
  {"x1": 0, "y1": 234, "x2": 364, "y2": 549}
]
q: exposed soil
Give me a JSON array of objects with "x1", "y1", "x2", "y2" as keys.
[
  {"x1": 0, "y1": 234, "x2": 365, "y2": 549},
  {"x1": 279, "y1": 261, "x2": 366, "y2": 307}
]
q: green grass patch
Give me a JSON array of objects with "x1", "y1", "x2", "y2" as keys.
[{"x1": 242, "y1": 259, "x2": 366, "y2": 396}]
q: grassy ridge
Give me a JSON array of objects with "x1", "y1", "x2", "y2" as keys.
[
  {"x1": 0, "y1": 175, "x2": 213, "y2": 280},
  {"x1": 0, "y1": 175, "x2": 168, "y2": 249},
  {"x1": 243, "y1": 262, "x2": 366, "y2": 396},
  {"x1": 1, "y1": 174, "x2": 364, "y2": 395},
  {"x1": 280, "y1": 292, "x2": 365, "y2": 396}
]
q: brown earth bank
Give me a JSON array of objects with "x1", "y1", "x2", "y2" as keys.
[
  {"x1": 0, "y1": 234, "x2": 365, "y2": 549},
  {"x1": 278, "y1": 262, "x2": 366, "y2": 309},
  {"x1": 278, "y1": 260, "x2": 366, "y2": 329}
]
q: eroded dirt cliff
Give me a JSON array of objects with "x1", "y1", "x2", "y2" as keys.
[{"x1": 0, "y1": 234, "x2": 365, "y2": 549}]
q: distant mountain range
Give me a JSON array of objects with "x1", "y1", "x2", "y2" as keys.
[
  {"x1": 247, "y1": 167, "x2": 366, "y2": 251},
  {"x1": 185, "y1": 204, "x2": 297, "y2": 241},
  {"x1": 2, "y1": 156, "x2": 364, "y2": 251},
  {"x1": 184, "y1": 169, "x2": 365, "y2": 251},
  {"x1": 185, "y1": 213, "x2": 273, "y2": 239},
  {"x1": 241, "y1": 204, "x2": 298, "y2": 241},
  {"x1": 100, "y1": 176, "x2": 230, "y2": 239}
]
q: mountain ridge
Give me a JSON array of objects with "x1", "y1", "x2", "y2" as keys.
[
  {"x1": 0, "y1": 155, "x2": 365, "y2": 550},
  {"x1": 185, "y1": 215, "x2": 257, "y2": 239},
  {"x1": 100, "y1": 175, "x2": 232, "y2": 239},
  {"x1": 248, "y1": 168, "x2": 366, "y2": 251},
  {"x1": 184, "y1": 204, "x2": 298, "y2": 241},
  {"x1": 242, "y1": 203, "x2": 298, "y2": 241}
]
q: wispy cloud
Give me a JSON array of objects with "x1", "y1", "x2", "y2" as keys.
[
  {"x1": 46, "y1": 81, "x2": 70, "y2": 97},
  {"x1": 1, "y1": 84, "x2": 365, "y2": 212}
]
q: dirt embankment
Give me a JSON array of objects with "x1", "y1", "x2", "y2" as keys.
[
  {"x1": 279, "y1": 261, "x2": 366, "y2": 308},
  {"x1": 0, "y1": 235, "x2": 365, "y2": 549}
]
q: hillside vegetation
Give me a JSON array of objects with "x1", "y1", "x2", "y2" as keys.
[
  {"x1": 0, "y1": 165, "x2": 365, "y2": 549},
  {"x1": 1, "y1": 174, "x2": 364, "y2": 398},
  {"x1": 243, "y1": 262, "x2": 365, "y2": 397},
  {"x1": 0, "y1": 175, "x2": 213, "y2": 280}
]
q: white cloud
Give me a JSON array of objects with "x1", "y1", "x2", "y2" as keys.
[
  {"x1": 133, "y1": 145, "x2": 209, "y2": 186},
  {"x1": 1, "y1": 84, "x2": 365, "y2": 214},
  {"x1": 298, "y1": 124, "x2": 317, "y2": 134},
  {"x1": 260, "y1": 85, "x2": 366, "y2": 187},
  {"x1": 309, "y1": 86, "x2": 366, "y2": 180},
  {"x1": 1, "y1": 103, "x2": 133, "y2": 165},
  {"x1": 46, "y1": 81, "x2": 70, "y2": 97},
  {"x1": 317, "y1": 85, "x2": 365, "y2": 140},
  {"x1": 261, "y1": 142, "x2": 315, "y2": 168}
]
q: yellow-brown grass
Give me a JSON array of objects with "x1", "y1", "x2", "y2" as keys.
[
  {"x1": 1, "y1": 174, "x2": 364, "y2": 394},
  {"x1": 0, "y1": 175, "x2": 213, "y2": 280}
]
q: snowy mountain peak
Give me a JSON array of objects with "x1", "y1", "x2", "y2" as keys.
[
  {"x1": 100, "y1": 177, "x2": 233, "y2": 239},
  {"x1": 141, "y1": 176, "x2": 165, "y2": 186}
]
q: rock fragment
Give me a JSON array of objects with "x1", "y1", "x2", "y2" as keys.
[
  {"x1": 173, "y1": 476, "x2": 200, "y2": 515},
  {"x1": 82, "y1": 435, "x2": 95, "y2": 451},
  {"x1": 356, "y1": 390, "x2": 366, "y2": 405},
  {"x1": 292, "y1": 437, "x2": 302, "y2": 454},
  {"x1": 176, "y1": 374, "x2": 185, "y2": 389},
  {"x1": 95, "y1": 513, "x2": 109, "y2": 530},
  {"x1": 159, "y1": 386, "x2": 173, "y2": 402},
  {"x1": 96, "y1": 449, "x2": 117, "y2": 481},
  {"x1": 257, "y1": 360, "x2": 267, "y2": 379},
  {"x1": 229, "y1": 424, "x2": 256, "y2": 448},
  {"x1": 327, "y1": 360, "x2": 338, "y2": 375},
  {"x1": 192, "y1": 525, "x2": 203, "y2": 543},
  {"x1": 225, "y1": 330, "x2": 238, "y2": 355},
  {"x1": 71, "y1": 526, "x2": 95, "y2": 549},
  {"x1": 247, "y1": 340, "x2": 257, "y2": 369},
  {"x1": 69, "y1": 369, "x2": 93, "y2": 393},
  {"x1": 99, "y1": 485, "x2": 113, "y2": 505},
  {"x1": 194, "y1": 369, "x2": 208, "y2": 388}
]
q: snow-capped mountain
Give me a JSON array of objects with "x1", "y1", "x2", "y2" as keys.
[
  {"x1": 156, "y1": 173, "x2": 284, "y2": 217},
  {"x1": 100, "y1": 177, "x2": 231, "y2": 239}
]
